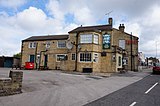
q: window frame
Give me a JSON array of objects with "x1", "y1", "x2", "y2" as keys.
[
  {"x1": 119, "y1": 39, "x2": 125, "y2": 49},
  {"x1": 93, "y1": 34, "x2": 99, "y2": 44},
  {"x1": 57, "y1": 40, "x2": 66, "y2": 48},
  {"x1": 56, "y1": 54, "x2": 67, "y2": 62},
  {"x1": 79, "y1": 52, "x2": 92, "y2": 62},
  {"x1": 80, "y1": 34, "x2": 93, "y2": 44},
  {"x1": 71, "y1": 53, "x2": 76, "y2": 61},
  {"x1": 29, "y1": 42, "x2": 36, "y2": 48}
]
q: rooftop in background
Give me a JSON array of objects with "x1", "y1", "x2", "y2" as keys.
[
  {"x1": 22, "y1": 34, "x2": 69, "y2": 42},
  {"x1": 69, "y1": 24, "x2": 112, "y2": 33}
]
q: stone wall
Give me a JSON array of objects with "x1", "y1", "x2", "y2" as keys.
[{"x1": 0, "y1": 71, "x2": 23, "y2": 96}]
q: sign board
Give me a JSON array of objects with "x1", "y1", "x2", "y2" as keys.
[{"x1": 103, "y1": 34, "x2": 111, "y2": 49}]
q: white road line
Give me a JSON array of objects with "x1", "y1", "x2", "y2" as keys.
[
  {"x1": 130, "y1": 102, "x2": 137, "y2": 106},
  {"x1": 145, "y1": 82, "x2": 158, "y2": 94}
]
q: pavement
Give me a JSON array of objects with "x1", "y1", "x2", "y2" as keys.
[{"x1": 0, "y1": 68, "x2": 151, "y2": 106}]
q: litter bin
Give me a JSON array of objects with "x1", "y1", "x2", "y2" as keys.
[{"x1": 25, "y1": 62, "x2": 34, "y2": 70}]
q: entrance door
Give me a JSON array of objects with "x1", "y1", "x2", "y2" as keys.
[
  {"x1": 30, "y1": 55, "x2": 35, "y2": 62},
  {"x1": 44, "y1": 55, "x2": 48, "y2": 67}
]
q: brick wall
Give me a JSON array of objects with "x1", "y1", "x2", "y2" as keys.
[{"x1": 0, "y1": 71, "x2": 23, "y2": 96}]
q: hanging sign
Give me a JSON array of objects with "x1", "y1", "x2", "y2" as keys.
[{"x1": 103, "y1": 34, "x2": 111, "y2": 49}]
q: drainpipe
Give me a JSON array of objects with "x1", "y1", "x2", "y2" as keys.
[
  {"x1": 75, "y1": 32, "x2": 79, "y2": 72},
  {"x1": 20, "y1": 41, "x2": 23, "y2": 69},
  {"x1": 34, "y1": 42, "x2": 38, "y2": 69}
]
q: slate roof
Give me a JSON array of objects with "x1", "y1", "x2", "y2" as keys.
[
  {"x1": 22, "y1": 34, "x2": 69, "y2": 42},
  {"x1": 69, "y1": 25, "x2": 112, "y2": 33}
]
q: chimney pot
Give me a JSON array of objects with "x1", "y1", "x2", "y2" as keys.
[
  {"x1": 108, "y1": 18, "x2": 113, "y2": 26},
  {"x1": 119, "y1": 24, "x2": 125, "y2": 32}
]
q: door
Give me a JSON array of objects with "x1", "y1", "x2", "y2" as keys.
[
  {"x1": 30, "y1": 55, "x2": 35, "y2": 62},
  {"x1": 44, "y1": 55, "x2": 48, "y2": 67}
]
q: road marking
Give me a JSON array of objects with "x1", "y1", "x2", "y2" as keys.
[
  {"x1": 145, "y1": 82, "x2": 158, "y2": 94},
  {"x1": 130, "y1": 102, "x2": 137, "y2": 106}
]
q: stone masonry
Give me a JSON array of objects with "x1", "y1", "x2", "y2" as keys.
[{"x1": 0, "y1": 70, "x2": 23, "y2": 96}]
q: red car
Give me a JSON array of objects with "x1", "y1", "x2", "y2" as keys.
[{"x1": 153, "y1": 63, "x2": 160, "y2": 74}]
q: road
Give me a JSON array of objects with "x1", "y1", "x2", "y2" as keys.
[{"x1": 85, "y1": 74, "x2": 160, "y2": 106}]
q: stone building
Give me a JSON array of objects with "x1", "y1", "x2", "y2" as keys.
[{"x1": 21, "y1": 18, "x2": 139, "y2": 73}]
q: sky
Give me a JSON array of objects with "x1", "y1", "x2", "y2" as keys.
[{"x1": 0, "y1": 0, "x2": 160, "y2": 58}]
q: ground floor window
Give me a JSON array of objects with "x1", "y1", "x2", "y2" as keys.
[
  {"x1": 56, "y1": 54, "x2": 67, "y2": 62},
  {"x1": 80, "y1": 53, "x2": 92, "y2": 62},
  {"x1": 71, "y1": 53, "x2": 76, "y2": 60},
  {"x1": 118, "y1": 56, "x2": 122, "y2": 66}
]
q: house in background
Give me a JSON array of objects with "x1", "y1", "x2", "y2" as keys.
[
  {"x1": 0, "y1": 56, "x2": 20, "y2": 68},
  {"x1": 21, "y1": 18, "x2": 139, "y2": 73}
]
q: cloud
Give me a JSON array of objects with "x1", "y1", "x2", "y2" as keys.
[
  {"x1": 16, "y1": 7, "x2": 47, "y2": 32},
  {"x1": 0, "y1": 0, "x2": 26, "y2": 9},
  {"x1": 1, "y1": 0, "x2": 160, "y2": 57}
]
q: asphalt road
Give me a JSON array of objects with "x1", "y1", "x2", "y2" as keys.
[{"x1": 85, "y1": 73, "x2": 160, "y2": 106}]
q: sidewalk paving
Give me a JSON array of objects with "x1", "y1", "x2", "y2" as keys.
[{"x1": 0, "y1": 68, "x2": 150, "y2": 106}]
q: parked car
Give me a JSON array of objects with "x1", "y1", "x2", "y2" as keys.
[{"x1": 152, "y1": 63, "x2": 160, "y2": 74}]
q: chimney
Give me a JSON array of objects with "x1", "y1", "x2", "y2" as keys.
[
  {"x1": 108, "y1": 18, "x2": 113, "y2": 26},
  {"x1": 119, "y1": 24, "x2": 125, "y2": 32}
]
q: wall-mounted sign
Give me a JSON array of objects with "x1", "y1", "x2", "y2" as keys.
[
  {"x1": 126, "y1": 40, "x2": 138, "y2": 45},
  {"x1": 103, "y1": 34, "x2": 111, "y2": 49}
]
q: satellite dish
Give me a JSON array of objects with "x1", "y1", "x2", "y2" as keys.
[
  {"x1": 78, "y1": 45, "x2": 81, "y2": 49},
  {"x1": 66, "y1": 41, "x2": 73, "y2": 50}
]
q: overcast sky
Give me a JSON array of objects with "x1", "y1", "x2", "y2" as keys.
[{"x1": 0, "y1": 0, "x2": 160, "y2": 57}]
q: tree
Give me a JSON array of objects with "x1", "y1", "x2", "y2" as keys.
[{"x1": 13, "y1": 52, "x2": 21, "y2": 58}]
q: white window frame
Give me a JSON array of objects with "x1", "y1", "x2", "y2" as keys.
[
  {"x1": 93, "y1": 34, "x2": 99, "y2": 44},
  {"x1": 80, "y1": 34, "x2": 92, "y2": 43},
  {"x1": 29, "y1": 42, "x2": 36, "y2": 48},
  {"x1": 57, "y1": 40, "x2": 66, "y2": 48},
  {"x1": 71, "y1": 53, "x2": 76, "y2": 61},
  {"x1": 56, "y1": 54, "x2": 67, "y2": 62},
  {"x1": 119, "y1": 40, "x2": 125, "y2": 49},
  {"x1": 79, "y1": 52, "x2": 92, "y2": 62}
]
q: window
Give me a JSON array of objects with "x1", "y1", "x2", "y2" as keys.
[
  {"x1": 57, "y1": 41, "x2": 66, "y2": 48},
  {"x1": 72, "y1": 53, "x2": 76, "y2": 60},
  {"x1": 119, "y1": 40, "x2": 125, "y2": 49},
  {"x1": 93, "y1": 53, "x2": 98, "y2": 62},
  {"x1": 46, "y1": 42, "x2": 50, "y2": 48},
  {"x1": 80, "y1": 53, "x2": 92, "y2": 62},
  {"x1": 93, "y1": 34, "x2": 99, "y2": 44},
  {"x1": 118, "y1": 56, "x2": 122, "y2": 66},
  {"x1": 80, "y1": 34, "x2": 92, "y2": 43},
  {"x1": 56, "y1": 54, "x2": 67, "y2": 62},
  {"x1": 29, "y1": 42, "x2": 36, "y2": 48}
]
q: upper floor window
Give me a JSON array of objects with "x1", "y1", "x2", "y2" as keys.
[
  {"x1": 119, "y1": 40, "x2": 125, "y2": 49},
  {"x1": 80, "y1": 34, "x2": 99, "y2": 44},
  {"x1": 80, "y1": 34, "x2": 92, "y2": 43},
  {"x1": 29, "y1": 42, "x2": 36, "y2": 48},
  {"x1": 57, "y1": 41, "x2": 66, "y2": 48},
  {"x1": 93, "y1": 34, "x2": 99, "y2": 44}
]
